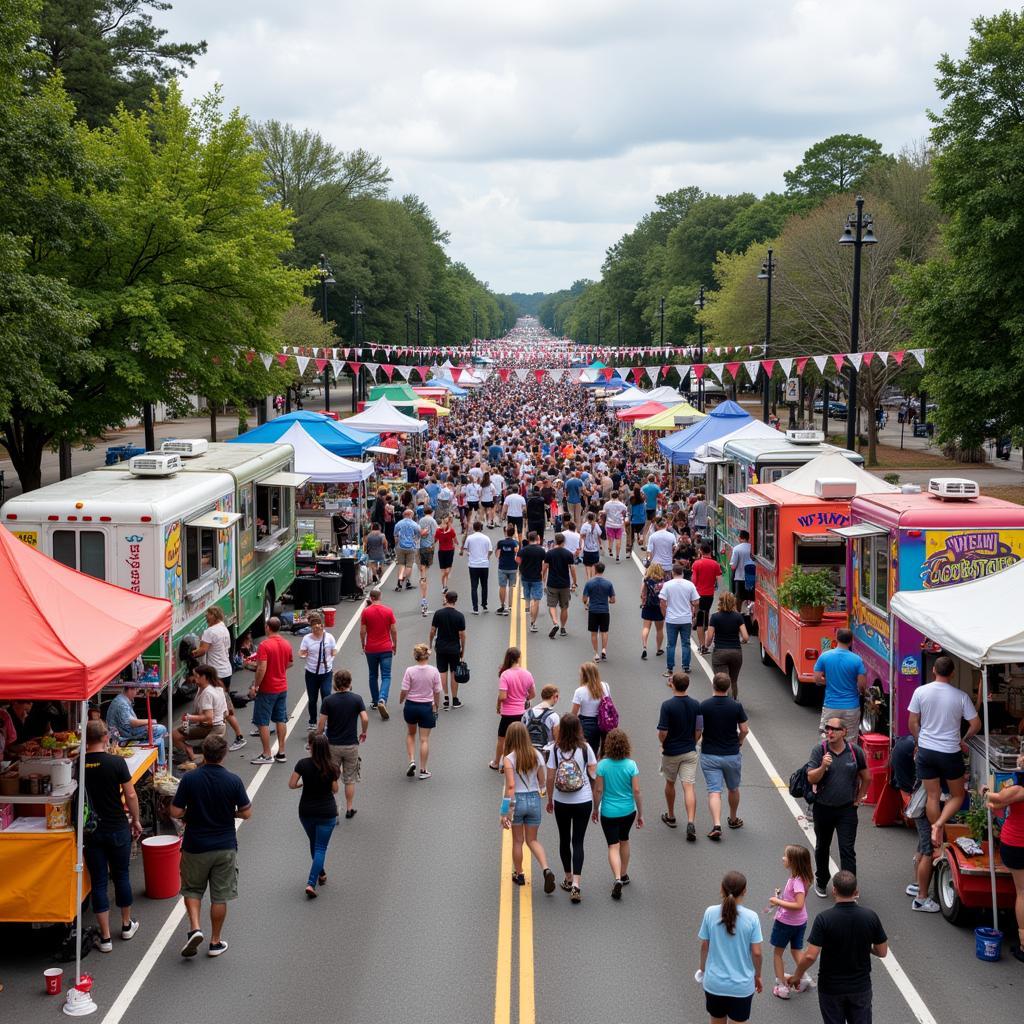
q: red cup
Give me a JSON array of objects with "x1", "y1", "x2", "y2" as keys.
[{"x1": 44, "y1": 968, "x2": 63, "y2": 995}]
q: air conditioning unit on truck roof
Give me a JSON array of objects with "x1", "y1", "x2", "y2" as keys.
[
  {"x1": 928, "y1": 477, "x2": 979, "y2": 501},
  {"x1": 128, "y1": 453, "x2": 182, "y2": 476},
  {"x1": 786, "y1": 429, "x2": 824, "y2": 445},
  {"x1": 161, "y1": 439, "x2": 208, "y2": 457}
]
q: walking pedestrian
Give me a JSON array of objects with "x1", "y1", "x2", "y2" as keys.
[
  {"x1": 985, "y1": 764, "x2": 1024, "y2": 963},
  {"x1": 657, "y1": 671, "x2": 702, "y2": 840},
  {"x1": 299, "y1": 611, "x2": 337, "y2": 727},
  {"x1": 580, "y1": 511, "x2": 603, "y2": 579},
  {"x1": 522, "y1": 685, "x2": 560, "y2": 753},
  {"x1": 526, "y1": 484, "x2": 547, "y2": 539},
  {"x1": 417, "y1": 506, "x2": 439, "y2": 616},
  {"x1": 699, "y1": 673, "x2": 749, "y2": 841},
  {"x1": 697, "y1": 871, "x2": 763, "y2": 1024},
  {"x1": 729, "y1": 530, "x2": 753, "y2": 607},
  {"x1": 500, "y1": 722, "x2": 557, "y2": 894},
  {"x1": 430, "y1": 590, "x2": 466, "y2": 709},
  {"x1": 516, "y1": 530, "x2": 547, "y2": 633},
  {"x1": 496, "y1": 524, "x2": 520, "y2": 615},
  {"x1": 592, "y1": 728, "x2": 643, "y2": 900},
  {"x1": 502, "y1": 487, "x2": 527, "y2": 537},
  {"x1": 571, "y1": 662, "x2": 610, "y2": 757},
  {"x1": 787, "y1": 871, "x2": 888, "y2": 1024},
  {"x1": 393, "y1": 507, "x2": 420, "y2": 591},
  {"x1": 627, "y1": 485, "x2": 647, "y2": 556},
  {"x1": 543, "y1": 532, "x2": 577, "y2": 639},
  {"x1": 646, "y1": 516, "x2": 676, "y2": 573},
  {"x1": 603, "y1": 490, "x2": 628, "y2": 561},
  {"x1": 83, "y1": 720, "x2": 142, "y2": 952},
  {"x1": 805, "y1": 718, "x2": 870, "y2": 897},
  {"x1": 247, "y1": 618, "x2": 292, "y2": 765},
  {"x1": 813, "y1": 628, "x2": 867, "y2": 739},
  {"x1": 545, "y1": 713, "x2": 597, "y2": 902},
  {"x1": 170, "y1": 734, "x2": 252, "y2": 958},
  {"x1": 641, "y1": 474, "x2": 661, "y2": 542},
  {"x1": 316, "y1": 669, "x2": 368, "y2": 819},
  {"x1": 398, "y1": 643, "x2": 442, "y2": 780},
  {"x1": 639, "y1": 562, "x2": 666, "y2": 660},
  {"x1": 195, "y1": 607, "x2": 245, "y2": 750},
  {"x1": 489, "y1": 646, "x2": 536, "y2": 770},
  {"x1": 706, "y1": 592, "x2": 749, "y2": 699},
  {"x1": 461, "y1": 519, "x2": 493, "y2": 614},
  {"x1": 435, "y1": 514, "x2": 458, "y2": 593},
  {"x1": 767, "y1": 844, "x2": 815, "y2": 999},
  {"x1": 360, "y1": 589, "x2": 397, "y2": 720},
  {"x1": 582, "y1": 561, "x2": 615, "y2": 662},
  {"x1": 660, "y1": 563, "x2": 700, "y2": 677},
  {"x1": 691, "y1": 542, "x2": 722, "y2": 652},
  {"x1": 288, "y1": 733, "x2": 340, "y2": 898},
  {"x1": 363, "y1": 522, "x2": 388, "y2": 583}
]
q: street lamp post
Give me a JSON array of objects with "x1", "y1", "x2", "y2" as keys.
[
  {"x1": 405, "y1": 310, "x2": 411, "y2": 346},
  {"x1": 351, "y1": 293, "x2": 365, "y2": 405},
  {"x1": 415, "y1": 305, "x2": 422, "y2": 348},
  {"x1": 839, "y1": 195, "x2": 877, "y2": 451},
  {"x1": 472, "y1": 307, "x2": 478, "y2": 359},
  {"x1": 616, "y1": 306, "x2": 621, "y2": 346},
  {"x1": 659, "y1": 297, "x2": 665, "y2": 348},
  {"x1": 317, "y1": 254, "x2": 336, "y2": 412},
  {"x1": 694, "y1": 286, "x2": 706, "y2": 412},
  {"x1": 757, "y1": 249, "x2": 774, "y2": 423}
]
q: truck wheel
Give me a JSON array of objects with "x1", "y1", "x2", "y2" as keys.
[
  {"x1": 935, "y1": 858, "x2": 971, "y2": 927},
  {"x1": 261, "y1": 586, "x2": 275, "y2": 630},
  {"x1": 759, "y1": 641, "x2": 773, "y2": 667},
  {"x1": 791, "y1": 663, "x2": 813, "y2": 706},
  {"x1": 860, "y1": 686, "x2": 888, "y2": 735}
]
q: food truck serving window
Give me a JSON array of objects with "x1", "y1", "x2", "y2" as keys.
[
  {"x1": 755, "y1": 506, "x2": 776, "y2": 567},
  {"x1": 858, "y1": 534, "x2": 889, "y2": 611},
  {"x1": 52, "y1": 529, "x2": 106, "y2": 580},
  {"x1": 256, "y1": 483, "x2": 292, "y2": 537},
  {"x1": 185, "y1": 525, "x2": 218, "y2": 584}
]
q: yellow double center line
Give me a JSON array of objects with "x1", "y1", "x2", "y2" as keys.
[{"x1": 494, "y1": 580, "x2": 535, "y2": 1024}]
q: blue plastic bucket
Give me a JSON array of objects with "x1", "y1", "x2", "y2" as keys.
[{"x1": 974, "y1": 927, "x2": 1003, "y2": 962}]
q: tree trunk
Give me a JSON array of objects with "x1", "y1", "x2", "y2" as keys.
[
  {"x1": 58, "y1": 440, "x2": 72, "y2": 480},
  {"x1": 3, "y1": 420, "x2": 48, "y2": 494},
  {"x1": 209, "y1": 401, "x2": 217, "y2": 442},
  {"x1": 866, "y1": 414, "x2": 878, "y2": 466}
]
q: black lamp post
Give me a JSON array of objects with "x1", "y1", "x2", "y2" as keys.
[
  {"x1": 839, "y1": 195, "x2": 878, "y2": 451},
  {"x1": 415, "y1": 305, "x2": 422, "y2": 348},
  {"x1": 757, "y1": 249, "x2": 774, "y2": 423},
  {"x1": 472, "y1": 307, "x2": 478, "y2": 357},
  {"x1": 694, "y1": 286, "x2": 706, "y2": 411},
  {"x1": 658, "y1": 297, "x2": 665, "y2": 349},
  {"x1": 405, "y1": 310, "x2": 411, "y2": 346},
  {"x1": 351, "y1": 293, "x2": 365, "y2": 404},
  {"x1": 317, "y1": 254, "x2": 336, "y2": 412},
  {"x1": 616, "y1": 307, "x2": 621, "y2": 346}
]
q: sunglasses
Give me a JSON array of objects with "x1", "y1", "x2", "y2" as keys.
[{"x1": 824, "y1": 725, "x2": 845, "y2": 733}]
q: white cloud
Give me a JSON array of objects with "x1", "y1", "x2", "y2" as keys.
[{"x1": 162, "y1": 0, "x2": 1003, "y2": 291}]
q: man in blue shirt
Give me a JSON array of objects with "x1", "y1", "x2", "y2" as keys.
[
  {"x1": 495, "y1": 526, "x2": 520, "y2": 616},
  {"x1": 106, "y1": 683, "x2": 168, "y2": 767},
  {"x1": 487, "y1": 441, "x2": 503, "y2": 465},
  {"x1": 392, "y1": 508, "x2": 422, "y2": 592},
  {"x1": 581, "y1": 561, "x2": 616, "y2": 661},
  {"x1": 813, "y1": 628, "x2": 867, "y2": 739},
  {"x1": 564, "y1": 474, "x2": 584, "y2": 520},
  {"x1": 640, "y1": 475, "x2": 661, "y2": 542}
]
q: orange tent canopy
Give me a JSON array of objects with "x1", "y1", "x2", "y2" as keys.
[
  {"x1": 617, "y1": 400, "x2": 668, "y2": 422},
  {"x1": 0, "y1": 526, "x2": 172, "y2": 700}
]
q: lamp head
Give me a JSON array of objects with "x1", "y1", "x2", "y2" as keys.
[
  {"x1": 838, "y1": 224, "x2": 855, "y2": 244},
  {"x1": 861, "y1": 223, "x2": 878, "y2": 244}
]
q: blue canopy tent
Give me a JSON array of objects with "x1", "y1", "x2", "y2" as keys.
[
  {"x1": 426, "y1": 377, "x2": 469, "y2": 397},
  {"x1": 582, "y1": 374, "x2": 628, "y2": 390},
  {"x1": 231, "y1": 410, "x2": 379, "y2": 457},
  {"x1": 656, "y1": 399, "x2": 752, "y2": 465}
]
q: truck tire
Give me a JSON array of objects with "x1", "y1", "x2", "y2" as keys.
[
  {"x1": 861, "y1": 685, "x2": 888, "y2": 735},
  {"x1": 935, "y1": 858, "x2": 971, "y2": 927},
  {"x1": 261, "y1": 585, "x2": 275, "y2": 632},
  {"x1": 759, "y1": 640, "x2": 773, "y2": 667},
  {"x1": 791, "y1": 663, "x2": 814, "y2": 706}
]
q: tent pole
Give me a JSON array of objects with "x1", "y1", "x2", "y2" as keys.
[
  {"x1": 74, "y1": 699, "x2": 88, "y2": 990},
  {"x1": 887, "y1": 611, "x2": 896, "y2": 747},
  {"x1": 982, "y1": 665, "x2": 998, "y2": 931}
]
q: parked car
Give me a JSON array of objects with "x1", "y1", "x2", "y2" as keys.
[{"x1": 812, "y1": 400, "x2": 849, "y2": 418}]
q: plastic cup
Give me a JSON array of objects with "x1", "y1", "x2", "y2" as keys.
[{"x1": 44, "y1": 968, "x2": 63, "y2": 995}]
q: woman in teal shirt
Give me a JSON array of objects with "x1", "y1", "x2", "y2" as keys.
[{"x1": 592, "y1": 728, "x2": 644, "y2": 901}]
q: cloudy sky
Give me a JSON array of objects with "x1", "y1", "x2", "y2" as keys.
[{"x1": 163, "y1": 1, "x2": 1002, "y2": 293}]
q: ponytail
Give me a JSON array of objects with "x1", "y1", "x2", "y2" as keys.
[{"x1": 719, "y1": 871, "x2": 747, "y2": 936}]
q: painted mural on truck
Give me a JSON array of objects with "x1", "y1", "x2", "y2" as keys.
[{"x1": 919, "y1": 529, "x2": 1024, "y2": 588}]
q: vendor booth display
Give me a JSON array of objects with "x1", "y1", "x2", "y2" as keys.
[
  {"x1": 633, "y1": 400, "x2": 706, "y2": 432},
  {"x1": 616, "y1": 400, "x2": 667, "y2": 422},
  {"x1": 607, "y1": 385, "x2": 685, "y2": 408},
  {"x1": 657, "y1": 399, "x2": 752, "y2": 465},
  {"x1": 342, "y1": 397, "x2": 429, "y2": 435},
  {"x1": 231, "y1": 410, "x2": 379, "y2": 457}
]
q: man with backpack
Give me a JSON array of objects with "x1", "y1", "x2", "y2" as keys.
[
  {"x1": 805, "y1": 717, "x2": 871, "y2": 898},
  {"x1": 522, "y1": 685, "x2": 560, "y2": 754}
]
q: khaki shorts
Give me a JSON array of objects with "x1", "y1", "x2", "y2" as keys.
[
  {"x1": 396, "y1": 548, "x2": 416, "y2": 568},
  {"x1": 180, "y1": 848, "x2": 238, "y2": 902},
  {"x1": 661, "y1": 750, "x2": 698, "y2": 785},
  {"x1": 546, "y1": 586, "x2": 571, "y2": 609},
  {"x1": 183, "y1": 722, "x2": 226, "y2": 741},
  {"x1": 329, "y1": 744, "x2": 362, "y2": 784}
]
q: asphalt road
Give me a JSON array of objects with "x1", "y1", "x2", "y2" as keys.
[{"x1": 2, "y1": 542, "x2": 1020, "y2": 1023}]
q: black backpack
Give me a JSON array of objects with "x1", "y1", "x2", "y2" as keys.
[
  {"x1": 523, "y1": 706, "x2": 555, "y2": 750},
  {"x1": 789, "y1": 741, "x2": 826, "y2": 803}
]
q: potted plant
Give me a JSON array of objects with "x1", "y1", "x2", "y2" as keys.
[
  {"x1": 777, "y1": 568, "x2": 836, "y2": 625},
  {"x1": 964, "y1": 796, "x2": 998, "y2": 847},
  {"x1": 299, "y1": 533, "x2": 319, "y2": 554}
]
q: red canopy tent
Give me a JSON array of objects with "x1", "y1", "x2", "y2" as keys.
[
  {"x1": 0, "y1": 524, "x2": 172, "y2": 1009},
  {"x1": 616, "y1": 400, "x2": 668, "y2": 422}
]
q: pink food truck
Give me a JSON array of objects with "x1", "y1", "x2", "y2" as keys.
[{"x1": 833, "y1": 478, "x2": 1024, "y2": 735}]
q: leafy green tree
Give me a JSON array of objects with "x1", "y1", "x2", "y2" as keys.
[
  {"x1": 784, "y1": 133, "x2": 886, "y2": 199},
  {"x1": 28, "y1": 0, "x2": 206, "y2": 126}
]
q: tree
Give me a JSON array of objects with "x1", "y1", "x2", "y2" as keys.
[
  {"x1": 899, "y1": 11, "x2": 1024, "y2": 448},
  {"x1": 28, "y1": 0, "x2": 206, "y2": 126},
  {"x1": 784, "y1": 134, "x2": 886, "y2": 199}
]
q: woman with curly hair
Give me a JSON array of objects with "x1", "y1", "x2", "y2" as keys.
[{"x1": 592, "y1": 728, "x2": 644, "y2": 901}]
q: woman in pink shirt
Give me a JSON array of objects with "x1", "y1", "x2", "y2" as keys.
[
  {"x1": 489, "y1": 646, "x2": 537, "y2": 770},
  {"x1": 399, "y1": 644, "x2": 442, "y2": 780}
]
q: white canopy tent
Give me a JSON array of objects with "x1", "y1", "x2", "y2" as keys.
[
  {"x1": 275, "y1": 423, "x2": 375, "y2": 483},
  {"x1": 774, "y1": 452, "x2": 900, "y2": 497},
  {"x1": 341, "y1": 397, "x2": 429, "y2": 435},
  {"x1": 606, "y1": 385, "x2": 685, "y2": 408},
  {"x1": 695, "y1": 419, "x2": 783, "y2": 461}
]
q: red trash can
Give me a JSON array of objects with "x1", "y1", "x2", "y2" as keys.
[
  {"x1": 859, "y1": 732, "x2": 891, "y2": 806},
  {"x1": 141, "y1": 834, "x2": 181, "y2": 899},
  {"x1": 323, "y1": 607, "x2": 336, "y2": 627}
]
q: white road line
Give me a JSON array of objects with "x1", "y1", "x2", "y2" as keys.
[
  {"x1": 630, "y1": 551, "x2": 938, "y2": 1024},
  {"x1": 100, "y1": 564, "x2": 393, "y2": 1024}
]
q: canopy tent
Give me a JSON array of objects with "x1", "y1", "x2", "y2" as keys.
[
  {"x1": 341, "y1": 397, "x2": 429, "y2": 435},
  {"x1": 582, "y1": 375, "x2": 628, "y2": 390},
  {"x1": 415, "y1": 398, "x2": 451, "y2": 417},
  {"x1": 231, "y1": 410, "x2": 378, "y2": 457},
  {"x1": 696, "y1": 418, "x2": 784, "y2": 460},
  {"x1": 0, "y1": 524, "x2": 172, "y2": 1010},
  {"x1": 605, "y1": 386, "x2": 651, "y2": 408},
  {"x1": 273, "y1": 423, "x2": 375, "y2": 483},
  {"x1": 773, "y1": 452, "x2": 899, "y2": 497},
  {"x1": 368, "y1": 383, "x2": 420, "y2": 406},
  {"x1": 426, "y1": 377, "x2": 468, "y2": 397},
  {"x1": 656, "y1": 399, "x2": 752, "y2": 465},
  {"x1": 617, "y1": 400, "x2": 668, "y2": 422},
  {"x1": 412, "y1": 386, "x2": 452, "y2": 402},
  {"x1": 633, "y1": 400, "x2": 706, "y2": 431}
]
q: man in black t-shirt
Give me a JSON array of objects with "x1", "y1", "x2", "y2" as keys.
[
  {"x1": 542, "y1": 532, "x2": 577, "y2": 639},
  {"x1": 495, "y1": 526, "x2": 520, "y2": 617},
  {"x1": 788, "y1": 870, "x2": 888, "y2": 1023},
  {"x1": 317, "y1": 669, "x2": 368, "y2": 818},
  {"x1": 430, "y1": 591, "x2": 467, "y2": 708},
  {"x1": 526, "y1": 486, "x2": 547, "y2": 538},
  {"x1": 516, "y1": 531, "x2": 547, "y2": 634},
  {"x1": 657, "y1": 671, "x2": 703, "y2": 840},
  {"x1": 697, "y1": 672, "x2": 749, "y2": 840}
]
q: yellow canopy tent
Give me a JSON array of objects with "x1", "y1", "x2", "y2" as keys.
[
  {"x1": 416, "y1": 398, "x2": 451, "y2": 418},
  {"x1": 633, "y1": 400, "x2": 706, "y2": 431}
]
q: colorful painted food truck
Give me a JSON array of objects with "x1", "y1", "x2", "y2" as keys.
[
  {"x1": 832, "y1": 479, "x2": 1024, "y2": 734},
  {"x1": 725, "y1": 453, "x2": 898, "y2": 706}
]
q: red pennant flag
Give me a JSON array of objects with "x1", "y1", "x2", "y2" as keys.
[
  {"x1": 862, "y1": 351, "x2": 875, "y2": 367},
  {"x1": 631, "y1": 367, "x2": 645, "y2": 383},
  {"x1": 347, "y1": 361, "x2": 362, "y2": 375},
  {"x1": 725, "y1": 361, "x2": 741, "y2": 380},
  {"x1": 761, "y1": 359, "x2": 776, "y2": 378},
  {"x1": 497, "y1": 368, "x2": 511, "y2": 383},
  {"x1": 315, "y1": 358, "x2": 327, "y2": 373},
  {"x1": 693, "y1": 364, "x2": 707, "y2": 380},
  {"x1": 660, "y1": 365, "x2": 670, "y2": 379},
  {"x1": 534, "y1": 369, "x2": 547, "y2": 383},
  {"x1": 892, "y1": 350, "x2": 906, "y2": 366},
  {"x1": 381, "y1": 363, "x2": 395, "y2": 380},
  {"x1": 795, "y1": 356, "x2": 809, "y2": 376},
  {"x1": 276, "y1": 353, "x2": 288, "y2": 366},
  {"x1": 831, "y1": 353, "x2": 846, "y2": 371},
  {"x1": 415, "y1": 365, "x2": 429, "y2": 381},
  {"x1": 600, "y1": 367, "x2": 614, "y2": 380},
  {"x1": 244, "y1": 350, "x2": 255, "y2": 364}
]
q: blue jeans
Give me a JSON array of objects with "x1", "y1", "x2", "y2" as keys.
[
  {"x1": 121, "y1": 723, "x2": 169, "y2": 767},
  {"x1": 366, "y1": 651, "x2": 393, "y2": 704},
  {"x1": 299, "y1": 815, "x2": 338, "y2": 888},
  {"x1": 305, "y1": 670, "x2": 332, "y2": 724},
  {"x1": 665, "y1": 621, "x2": 692, "y2": 672},
  {"x1": 83, "y1": 828, "x2": 133, "y2": 914}
]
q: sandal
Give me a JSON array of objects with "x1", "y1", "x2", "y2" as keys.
[
  {"x1": 512, "y1": 872, "x2": 525, "y2": 886},
  {"x1": 560, "y1": 878, "x2": 573, "y2": 893},
  {"x1": 488, "y1": 762, "x2": 501, "y2": 771},
  {"x1": 728, "y1": 817, "x2": 744, "y2": 829},
  {"x1": 570, "y1": 886, "x2": 581, "y2": 903},
  {"x1": 707, "y1": 825, "x2": 722, "y2": 841},
  {"x1": 655, "y1": 649, "x2": 665, "y2": 656},
  {"x1": 661, "y1": 813, "x2": 678, "y2": 829}
]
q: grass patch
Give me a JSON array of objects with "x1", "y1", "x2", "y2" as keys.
[
  {"x1": 979, "y1": 486, "x2": 1024, "y2": 506},
  {"x1": 861, "y1": 445, "x2": 977, "y2": 471}
]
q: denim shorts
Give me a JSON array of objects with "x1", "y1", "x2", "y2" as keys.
[
  {"x1": 499, "y1": 569, "x2": 518, "y2": 588},
  {"x1": 915, "y1": 814, "x2": 933, "y2": 855},
  {"x1": 252, "y1": 691, "x2": 288, "y2": 726},
  {"x1": 522, "y1": 580, "x2": 544, "y2": 602},
  {"x1": 700, "y1": 752, "x2": 742, "y2": 793},
  {"x1": 512, "y1": 790, "x2": 542, "y2": 826},
  {"x1": 770, "y1": 919, "x2": 807, "y2": 950}
]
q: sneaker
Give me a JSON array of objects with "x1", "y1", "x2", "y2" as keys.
[
  {"x1": 600, "y1": 650, "x2": 607, "y2": 661},
  {"x1": 559, "y1": 627, "x2": 567, "y2": 637},
  {"x1": 419, "y1": 769, "x2": 432, "y2": 779},
  {"x1": 471, "y1": 609, "x2": 480, "y2": 615},
  {"x1": 905, "y1": 883, "x2": 920, "y2": 897},
  {"x1": 443, "y1": 697, "x2": 450, "y2": 710},
  {"x1": 378, "y1": 702, "x2": 390, "y2": 721},
  {"x1": 121, "y1": 919, "x2": 139, "y2": 941},
  {"x1": 686, "y1": 822, "x2": 697, "y2": 842},
  {"x1": 570, "y1": 886, "x2": 582, "y2": 904},
  {"x1": 250, "y1": 753, "x2": 273, "y2": 765},
  {"x1": 482, "y1": 606, "x2": 488, "y2": 613},
  {"x1": 229, "y1": 736, "x2": 246, "y2": 751},
  {"x1": 497, "y1": 605, "x2": 506, "y2": 615},
  {"x1": 181, "y1": 929, "x2": 204, "y2": 958},
  {"x1": 207, "y1": 941, "x2": 228, "y2": 957},
  {"x1": 452, "y1": 698, "x2": 463, "y2": 709},
  {"x1": 912, "y1": 897, "x2": 941, "y2": 913},
  {"x1": 404, "y1": 580, "x2": 413, "y2": 590},
  {"x1": 611, "y1": 880, "x2": 623, "y2": 901},
  {"x1": 795, "y1": 976, "x2": 816, "y2": 992},
  {"x1": 529, "y1": 623, "x2": 538, "y2": 632},
  {"x1": 406, "y1": 762, "x2": 417, "y2": 777},
  {"x1": 620, "y1": 874, "x2": 630, "y2": 886},
  {"x1": 548, "y1": 626, "x2": 558, "y2": 639},
  {"x1": 773, "y1": 983, "x2": 791, "y2": 1000},
  {"x1": 274, "y1": 752, "x2": 287, "y2": 762},
  {"x1": 543, "y1": 868, "x2": 556, "y2": 894},
  {"x1": 394, "y1": 583, "x2": 403, "y2": 592},
  {"x1": 95, "y1": 935, "x2": 113, "y2": 953},
  {"x1": 249, "y1": 727, "x2": 261, "y2": 737},
  {"x1": 641, "y1": 650, "x2": 648, "y2": 660},
  {"x1": 421, "y1": 607, "x2": 427, "y2": 617},
  {"x1": 368, "y1": 702, "x2": 378, "y2": 710},
  {"x1": 814, "y1": 884, "x2": 828, "y2": 898}
]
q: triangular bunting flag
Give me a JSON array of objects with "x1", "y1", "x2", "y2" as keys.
[
  {"x1": 548, "y1": 368, "x2": 565, "y2": 382},
  {"x1": 615, "y1": 367, "x2": 631, "y2": 382},
  {"x1": 910, "y1": 349, "x2": 926, "y2": 367},
  {"x1": 795, "y1": 356, "x2": 809, "y2": 376},
  {"x1": 567, "y1": 368, "x2": 584, "y2": 382},
  {"x1": 330, "y1": 360, "x2": 343, "y2": 378},
  {"x1": 581, "y1": 368, "x2": 598, "y2": 383},
  {"x1": 600, "y1": 368, "x2": 614, "y2": 381},
  {"x1": 346, "y1": 361, "x2": 362, "y2": 376},
  {"x1": 631, "y1": 367, "x2": 645, "y2": 384},
  {"x1": 831, "y1": 353, "x2": 846, "y2": 372},
  {"x1": 295, "y1": 356, "x2": 310, "y2": 376},
  {"x1": 760, "y1": 359, "x2": 776, "y2": 379},
  {"x1": 395, "y1": 365, "x2": 412, "y2": 380},
  {"x1": 260, "y1": 353, "x2": 273, "y2": 370},
  {"x1": 861, "y1": 352, "x2": 875, "y2": 367},
  {"x1": 644, "y1": 366, "x2": 660, "y2": 385},
  {"x1": 873, "y1": 351, "x2": 888, "y2": 366},
  {"x1": 244, "y1": 350, "x2": 255, "y2": 364},
  {"x1": 777, "y1": 358, "x2": 793, "y2": 378},
  {"x1": 315, "y1": 359, "x2": 327, "y2": 373},
  {"x1": 891, "y1": 350, "x2": 905, "y2": 366},
  {"x1": 813, "y1": 355, "x2": 829, "y2": 375},
  {"x1": 707, "y1": 363, "x2": 724, "y2": 383},
  {"x1": 276, "y1": 353, "x2": 288, "y2": 366},
  {"x1": 742, "y1": 360, "x2": 761, "y2": 383},
  {"x1": 477, "y1": 368, "x2": 493, "y2": 381},
  {"x1": 415, "y1": 366, "x2": 429, "y2": 381},
  {"x1": 847, "y1": 353, "x2": 863, "y2": 372},
  {"x1": 514, "y1": 368, "x2": 530, "y2": 382},
  {"x1": 534, "y1": 369, "x2": 547, "y2": 383},
  {"x1": 693, "y1": 364, "x2": 707, "y2": 381},
  {"x1": 380, "y1": 364, "x2": 395, "y2": 380},
  {"x1": 725, "y1": 361, "x2": 742, "y2": 381},
  {"x1": 364, "y1": 362, "x2": 379, "y2": 380},
  {"x1": 497, "y1": 368, "x2": 512, "y2": 383}
]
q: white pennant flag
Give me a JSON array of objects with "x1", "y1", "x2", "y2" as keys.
[
  {"x1": 260, "y1": 353, "x2": 272, "y2": 370},
  {"x1": 706, "y1": 363, "x2": 724, "y2": 384},
  {"x1": 567, "y1": 368, "x2": 584, "y2": 382},
  {"x1": 645, "y1": 365, "x2": 660, "y2": 384},
  {"x1": 295, "y1": 356, "x2": 310, "y2": 376},
  {"x1": 330, "y1": 360, "x2": 343, "y2": 378},
  {"x1": 847, "y1": 352, "x2": 863, "y2": 371},
  {"x1": 514, "y1": 368, "x2": 530, "y2": 382},
  {"x1": 476, "y1": 367, "x2": 493, "y2": 381},
  {"x1": 813, "y1": 355, "x2": 829, "y2": 375},
  {"x1": 581, "y1": 368, "x2": 598, "y2": 383},
  {"x1": 910, "y1": 349, "x2": 926, "y2": 367},
  {"x1": 615, "y1": 367, "x2": 630, "y2": 382},
  {"x1": 395, "y1": 364, "x2": 412, "y2": 380},
  {"x1": 547, "y1": 368, "x2": 565, "y2": 381},
  {"x1": 364, "y1": 362, "x2": 379, "y2": 380},
  {"x1": 874, "y1": 350, "x2": 889, "y2": 365},
  {"x1": 777, "y1": 357, "x2": 794, "y2": 378},
  {"x1": 743, "y1": 360, "x2": 761, "y2": 383}
]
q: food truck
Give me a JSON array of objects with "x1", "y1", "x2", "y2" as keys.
[
  {"x1": 725, "y1": 453, "x2": 898, "y2": 706},
  {"x1": 1, "y1": 442, "x2": 305, "y2": 687},
  {"x1": 704, "y1": 431, "x2": 864, "y2": 588},
  {"x1": 831, "y1": 478, "x2": 1024, "y2": 734}
]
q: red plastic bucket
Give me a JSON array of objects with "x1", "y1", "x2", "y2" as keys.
[
  {"x1": 141, "y1": 834, "x2": 181, "y2": 899},
  {"x1": 323, "y1": 607, "x2": 336, "y2": 627}
]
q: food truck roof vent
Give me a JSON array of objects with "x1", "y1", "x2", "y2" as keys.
[
  {"x1": 901, "y1": 484, "x2": 922, "y2": 494},
  {"x1": 128, "y1": 452, "x2": 182, "y2": 477},
  {"x1": 786, "y1": 429, "x2": 825, "y2": 445},
  {"x1": 814, "y1": 477, "x2": 856, "y2": 500},
  {"x1": 928, "y1": 477, "x2": 979, "y2": 501},
  {"x1": 161, "y1": 438, "x2": 208, "y2": 457}
]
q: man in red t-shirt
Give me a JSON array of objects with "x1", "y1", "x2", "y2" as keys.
[
  {"x1": 248, "y1": 617, "x2": 293, "y2": 765},
  {"x1": 690, "y1": 541, "x2": 722, "y2": 653},
  {"x1": 360, "y1": 589, "x2": 398, "y2": 720}
]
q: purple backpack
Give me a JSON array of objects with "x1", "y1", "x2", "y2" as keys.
[{"x1": 597, "y1": 693, "x2": 619, "y2": 733}]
